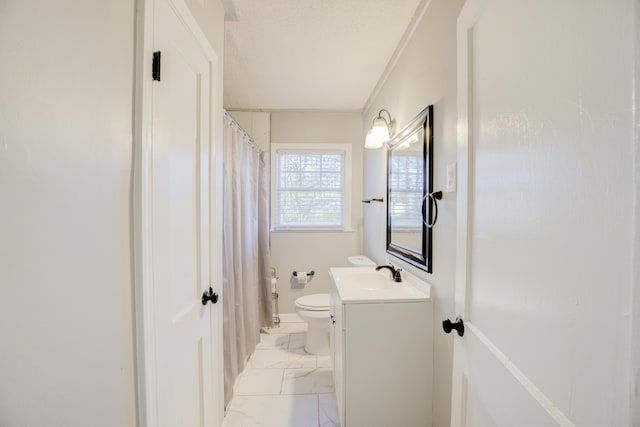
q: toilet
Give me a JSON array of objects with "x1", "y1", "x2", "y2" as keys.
[
  {"x1": 294, "y1": 293, "x2": 331, "y2": 355},
  {"x1": 294, "y1": 255, "x2": 376, "y2": 355}
]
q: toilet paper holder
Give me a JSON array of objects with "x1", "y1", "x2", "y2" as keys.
[{"x1": 292, "y1": 270, "x2": 315, "y2": 278}]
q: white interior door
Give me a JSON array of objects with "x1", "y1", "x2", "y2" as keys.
[
  {"x1": 150, "y1": 0, "x2": 215, "y2": 425},
  {"x1": 450, "y1": 0, "x2": 634, "y2": 426}
]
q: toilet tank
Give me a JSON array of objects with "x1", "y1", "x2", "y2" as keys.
[{"x1": 347, "y1": 255, "x2": 375, "y2": 267}]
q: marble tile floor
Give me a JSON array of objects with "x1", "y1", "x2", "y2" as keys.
[{"x1": 222, "y1": 321, "x2": 340, "y2": 427}]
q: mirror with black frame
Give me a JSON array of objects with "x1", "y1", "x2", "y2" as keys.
[{"x1": 386, "y1": 105, "x2": 434, "y2": 272}]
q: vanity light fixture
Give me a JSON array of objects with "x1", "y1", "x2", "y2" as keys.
[{"x1": 365, "y1": 109, "x2": 393, "y2": 149}]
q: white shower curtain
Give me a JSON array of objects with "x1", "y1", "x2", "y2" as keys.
[{"x1": 222, "y1": 112, "x2": 273, "y2": 406}]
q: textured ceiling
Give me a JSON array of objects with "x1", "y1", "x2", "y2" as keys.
[{"x1": 223, "y1": 0, "x2": 422, "y2": 110}]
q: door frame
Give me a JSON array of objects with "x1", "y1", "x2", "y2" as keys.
[
  {"x1": 132, "y1": 0, "x2": 224, "y2": 425},
  {"x1": 451, "y1": 1, "x2": 482, "y2": 422}
]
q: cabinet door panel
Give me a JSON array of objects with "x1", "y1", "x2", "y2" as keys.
[{"x1": 344, "y1": 302, "x2": 432, "y2": 427}]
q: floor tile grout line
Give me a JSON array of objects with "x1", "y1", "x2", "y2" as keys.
[
  {"x1": 226, "y1": 323, "x2": 341, "y2": 426},
  {"x1": 279, "y1": 361, "x2": 286, "y2": 394}
]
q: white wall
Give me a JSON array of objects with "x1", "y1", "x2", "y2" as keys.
[
  {"x1": 270, "y1": 111, "x2": 364, "y2": 313},
  {"x1": 0, "y1": 1, "x2": 137, "y2": 425},
  {"x1": 362, "y1": 0, "x2": 464, "y2": 426},
  {"x1": 0, "y1": 1, "x2": 225, "y2": 426}
]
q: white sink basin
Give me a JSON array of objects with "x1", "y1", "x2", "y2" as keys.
[
  {"x1": 329, "y1": 267, "x2": 430, "y2": 303},
  {"x1": 343, "y1": 272, "x2": 396, "y2": 291}
]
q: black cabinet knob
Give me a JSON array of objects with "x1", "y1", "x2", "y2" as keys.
[
  {"x1": 442, "y1": 317, "x2": 464, "y2": 337},
  {"x1": 202, "y1": 287, "x2": 219, "y2": 305}
]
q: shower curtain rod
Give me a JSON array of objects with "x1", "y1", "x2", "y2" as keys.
[{"x1": 223, "y1": 110, "x2": 264, "y2": 154}]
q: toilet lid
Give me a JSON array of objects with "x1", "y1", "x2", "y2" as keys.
[{"x1": 295, "y1": 293, "x2": 330, "y2": 311}]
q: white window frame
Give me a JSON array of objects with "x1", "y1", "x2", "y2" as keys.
[{"x1": 271, "y1": 143, "x2": 352, "y2": 232}]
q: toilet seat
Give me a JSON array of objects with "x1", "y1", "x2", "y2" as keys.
[{"x1": 295, "y1": 293, "x2": 329, "y2": 311}]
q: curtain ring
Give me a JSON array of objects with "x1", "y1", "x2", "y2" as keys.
[{"x1": 422, "y1": 191, "x2": 443, "y2": 228}]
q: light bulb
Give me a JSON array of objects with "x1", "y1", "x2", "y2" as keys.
[{"x1": 364, "y1": 117, "x2": 390, "y2": 149}]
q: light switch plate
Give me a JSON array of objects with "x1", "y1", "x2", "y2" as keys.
[{"x1": 446, "y1": 162, "x2": 457, "y2": 193}]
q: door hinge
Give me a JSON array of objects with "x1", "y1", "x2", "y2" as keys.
[{"x1": 152, "y1": 51, "x2": 161, "y2": 81}]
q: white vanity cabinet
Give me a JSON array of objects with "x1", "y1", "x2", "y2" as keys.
[{"x1": 329, "y1": 267, "x2": 433, "y2": 427}]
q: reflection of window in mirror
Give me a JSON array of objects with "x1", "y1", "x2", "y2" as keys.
[
  {"x1": 387, "y1": 105, "x2": 433, "y2": 272},
  {"x1": 389, "y1": 128, "x2": 424, "y2": 250}
]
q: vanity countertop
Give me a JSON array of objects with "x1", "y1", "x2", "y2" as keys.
[{"x1": 329, "y1": 266, "x2": 431, "y2": 303}]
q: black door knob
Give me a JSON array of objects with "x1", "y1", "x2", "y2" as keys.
[
  {"x1": 202, "y1": 287, "x2": 219, "y2": 305},
  {"x1": 442, "y1": 317, "x2": 464, "y2": 337}
]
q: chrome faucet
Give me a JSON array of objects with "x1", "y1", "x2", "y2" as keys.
[{"x1": 375, "y1": 264, "x2": 402, "y2": 282}]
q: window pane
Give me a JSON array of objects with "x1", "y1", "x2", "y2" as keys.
[
  {"x1": 389, "y1": 190, "x2": 423, "y2": 228},
  {"x1": 276, "y1": 190, "x2": 343, "y2": 226},
  {"x1": 279, "y1": 171, "x2": 300, "y2": 188},
  {"x1": 306, "y1": 154, "x2": 325, "y2": 171},
  {"x1": 280, "y1": 153, "x2": 301, "y2": 170},
  {"x1": 299, "y1": 171, "x2": 321, "y2": 189},
  {"x1": 321, "y1": 155, "x2": 342, "y2": 171},
  {"x1": 275, "y1": 150, "x2": 346, "y2": 228},
  {"x1": 320, "y1": 172, "x2": 342, "y2": 188},
  {"x1": 389, "y1": 153, "x2": 424, "y2": 228}
]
